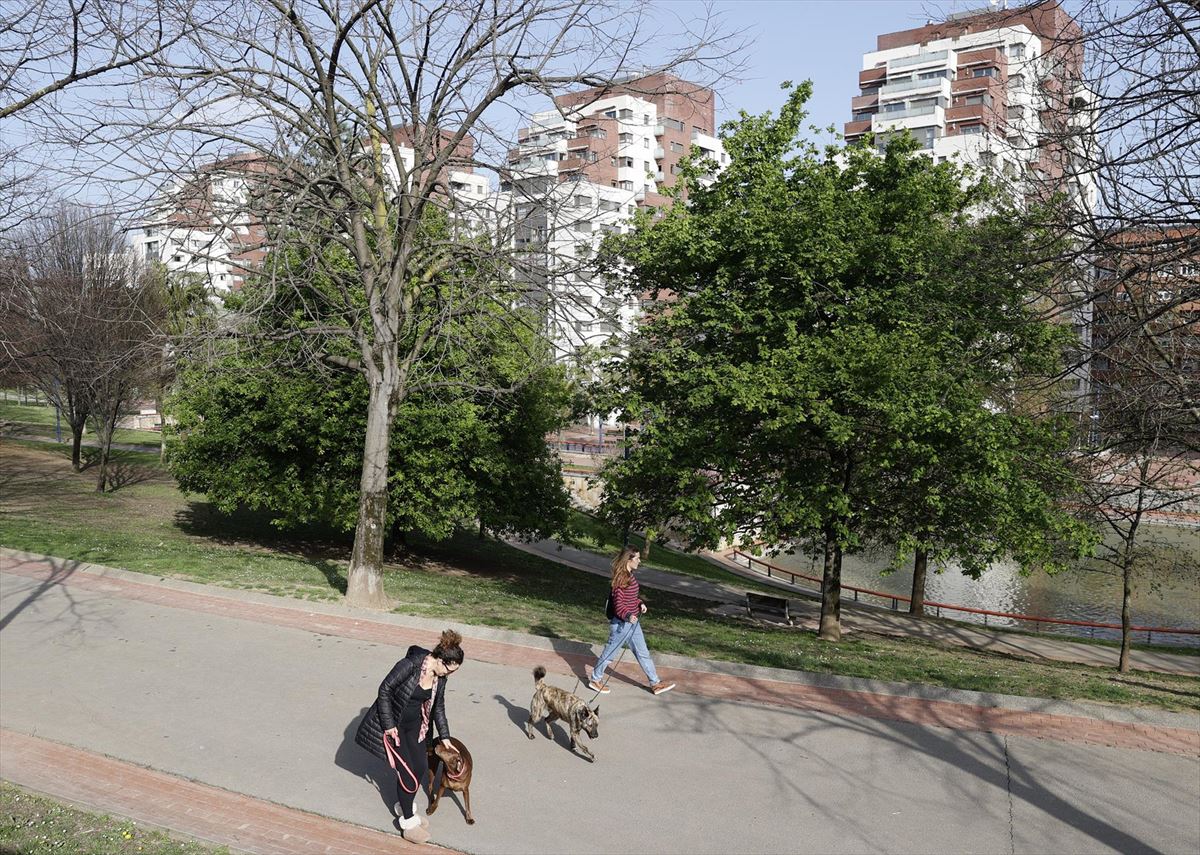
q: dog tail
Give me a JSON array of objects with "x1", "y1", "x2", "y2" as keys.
[{"x1": 533, "y1": 665, "x2": 546, "y2": 683}]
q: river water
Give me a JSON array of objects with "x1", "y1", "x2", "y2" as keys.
[{"x1": 769, "y1": 525, "x2": 1200, "y2": 647}]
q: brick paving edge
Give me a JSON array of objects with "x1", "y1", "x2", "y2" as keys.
[{"x1": 0, "y1": 728, "x2": 452, "y2": 855}]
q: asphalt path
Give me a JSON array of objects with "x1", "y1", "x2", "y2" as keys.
[{"x1": 1, "y1": 567, "x2": 1198, "y2": 854}]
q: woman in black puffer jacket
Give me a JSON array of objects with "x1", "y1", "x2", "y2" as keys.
[{"x1": 356, "y1": 629, "x2": 463, "y2": 845}]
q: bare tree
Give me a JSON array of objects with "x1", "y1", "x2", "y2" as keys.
[
  {"x1": 1, "y1": 203, "x2": 161, "y2": 488},
  {"x1": 121, "y1": 0, "x2": 739, "y2": 606},
  {"x1": 0, "y1": 1, "x2": 195, "y2": 233}
]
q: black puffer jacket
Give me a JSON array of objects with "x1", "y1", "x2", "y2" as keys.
[{"x1": 355, "y1": 645, "x2": 451, "y2": 760}]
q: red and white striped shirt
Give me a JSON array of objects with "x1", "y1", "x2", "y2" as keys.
[{"x1": 612, "y1": 578, "x2": 642, "y2": 620}]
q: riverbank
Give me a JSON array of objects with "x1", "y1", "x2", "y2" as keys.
[{"x1": 2, "y1": 438, "x2": 1198, "y2": 710}]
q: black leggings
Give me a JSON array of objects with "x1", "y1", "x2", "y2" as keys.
[{"x1": 390, "y1": 726, "x2": 429, "y2": 820}]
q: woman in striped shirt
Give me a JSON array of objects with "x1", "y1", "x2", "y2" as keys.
[{"x1": 586, "y1": 545, "x2": 675, "y2": 695}]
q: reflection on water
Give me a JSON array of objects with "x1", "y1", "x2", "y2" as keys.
[{"x1": 770, "y1": 525, "x2": 1200, "y2": 647}]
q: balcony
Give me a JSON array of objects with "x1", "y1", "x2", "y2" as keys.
[
  {"x1": 946, "y1": 104, "x2": 985, "y2": 123},
  {"x1": 851, "y1": 93, "x2": 879, "y2": 111},
  {"x1": 654, "y1": 145, "x2": 664, "y2": 159},
  {"x1": 879, "y1": 77, "x2": 950, "y2": 98},
  {"x1": 873, "y1": 105, "x2": 938, "y2": 123},
  {"x1": 858, "y1": 66, "x2": 887, "y2": 86},
  {"x1": 843, "y1": 119, "x2": 871, "y2": 138},
  {"x1": 887, "y1": 49, "x2": 948, "y2": 70},
  {"x1": 952, "y1": 76, "x2": 1002, "y2": 96},
  {"x1": 957, "y1": 46, "x2": 1004, "y2": 68}
]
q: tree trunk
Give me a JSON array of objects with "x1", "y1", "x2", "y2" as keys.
[
  {"x1": 640, "y1": 526, "x2": 653, "y2": 561},
  {"x1": 909, "y1": 547, "x2": 928, "y2": 616},
  {"x1": 156, "y1": 394, "x2": 166, "y2": 463},
  {"x1": 345, "y1": 381, "x2": 394, "y2": 609},
  {"x1": 818, "y1": 529, "x2": 842, "y2": 641},
  {"x1": 94, "y1": 404, "x2": 120, "y2": 492},
  {"x1": 1118, "y1": 524, "x2": 1139, "y2": 673},
  {"x1": 70, "y1": 421, "x2": 85, "y2": 471}
]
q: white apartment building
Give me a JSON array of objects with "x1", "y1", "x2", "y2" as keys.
[
  {"x1": 502, "y1": 74, "x2": 726, "y2": 357},
  {"x1": 134, "y1": 135, "x2": 491, "y2": 293},
  {"x1": 845, "y1": 1, "x2": 1096, "y2": 213}
]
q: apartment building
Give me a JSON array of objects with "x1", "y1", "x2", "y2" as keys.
[
  {"x1": 134, "y1": 132, "x2": 490, "y2": 293},
  {"x1": 844, "y1": 1, "x2": 1095, "y2": 212},
  {"x1": 501, "y1": 72, "x2": 726, "y2": 356}
]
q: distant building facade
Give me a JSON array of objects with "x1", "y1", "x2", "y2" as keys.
[{"x1": 501, "y1": 73, "x2": 726, "y2": 356}]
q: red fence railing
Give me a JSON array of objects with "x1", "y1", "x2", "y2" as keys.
[{"x1": 730, "y1": 550, "x2": 1200, "y2": 644}]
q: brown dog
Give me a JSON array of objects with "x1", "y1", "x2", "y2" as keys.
[
  {"x1": 525, "y1": 666, "x2": 600, "y2": 762},
  {"x1": 426, "y1": 737, "x2": 474, "y2": 824}
]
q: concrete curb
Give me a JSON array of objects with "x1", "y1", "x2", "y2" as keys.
[{"x1": 3, "y1": 547, "x2": 1197, "y2": 734}]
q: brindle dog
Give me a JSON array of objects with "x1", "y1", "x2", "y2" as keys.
[
  {"x1": 425, "y1": 737, "x2": 474, "y2": 824},
  {"x1": 525, "y1": 666, "x2": 600, "y2": 762}
]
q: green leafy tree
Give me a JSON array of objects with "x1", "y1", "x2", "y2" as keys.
[
  {"x1": 598, "y1": 83, "x2": 1090, "y2": 640},
  {"x1": 169, "y1": 317, "x2": 574, "y2": 548},
  {"x1": 168, "y1": 226, "x2": 574, "y2": 561}
]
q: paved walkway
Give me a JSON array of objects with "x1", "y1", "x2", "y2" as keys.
[
  {"x1": 2, "y1": 550, "x2": 1199, "y2": 854},
  {"x1": 511, "y1": 539, "x2": 1200, "y2": 676}
]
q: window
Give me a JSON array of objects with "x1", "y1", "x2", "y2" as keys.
[
  {"x1": 959, "y1": 124, "x2": 983, "y2": 135},
  {"x1": 587, "y1": 151, "x2": 598, "y2": 163},
  {"x1": 573, "y1": 221, "x2": 593, "y2": 233},
  {"x1": 643, "y1": 114, "x2": 650, "y2": 125},
  {"x1": 670, "y1": 141, "x2": 684, "y2": 153},
  {"x1": 670, "y1": 164, "x2": 680, "y2": 175},
  {"x1": 619, "y1": 157, "x2": 634, "y2": 168},
  {"x1": 918, "y1": 70, "x2": 946, "y2": 80},
  {"x1": 618, "y1": 180, "x2": 634, "y2": 190},
  {"x1": 853, "y1": 112, "x2": 875, "y2": 122},
  {"x1": 883, "y1": 102, "x2": 906, "y2": 112},
  {"x1": 963, "y1": 94, "x2": 986, "y2": 106},
  {"x1": 661, "y1": 117, "x2": 685, "y2": 132},
  {"x1": 1008, "y1": 43, "x2": 1026, "y2": 60},
  {"x1": 918, "y1": 127, "x2": 936, "y2": 149},
  {"x1": 644, "y1": 161, "x2": 652, "y2": 173},
  {"x1": 1178, "y1": 264, "x2": 1197, "y2": 276},
  {"x1": 144, "y1": 241, "x2": 159, "y2": 261},
  {"x1": 618, "y1": 108, "x2": 633, "y2": 120},
  {"x1": 619, "y1": 133, "x2": 633, "y2": 144},
  {"x1": 588, "y1": 128, "x2": 607, "y2": 139},
  {"x1": 973, "y1": 67, "x2": 998, "y2": 78},
  {"x1": 604, "y1": 109, "x2": 616, "y2": 119},
  {"x1": 643, "y1": 138, "x2": 650, "y2": 148}
]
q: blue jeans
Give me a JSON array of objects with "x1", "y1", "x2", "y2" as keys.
[{"x1": 591, "y1": 618, "x2": 659, "y2": 685}]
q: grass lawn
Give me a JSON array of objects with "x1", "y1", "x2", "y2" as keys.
[
  {"x1": 0, "y1": 782, "x2": 228, "y2": 855},
  {"x1": 2, "y1": 439, "x2": 1198, "y2": 712},
  {"x1": 0, "y1": 401, "x2": 163, "y2": 447},
  {"x1": 567, "y1": 509, "x2": 788, "y2": 596}
]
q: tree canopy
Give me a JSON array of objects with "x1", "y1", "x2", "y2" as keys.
[{"x1": 598, "y1": 83, "x2": 1092, "y2": 640}]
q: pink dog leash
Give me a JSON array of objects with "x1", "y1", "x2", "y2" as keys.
[{"x1": 383, "y1": 735, "x2": 420, "y2": 795}]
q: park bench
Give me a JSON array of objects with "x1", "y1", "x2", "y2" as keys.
[{"x1": 746, "y1": 592, "x2": 792, "y2": 626}]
